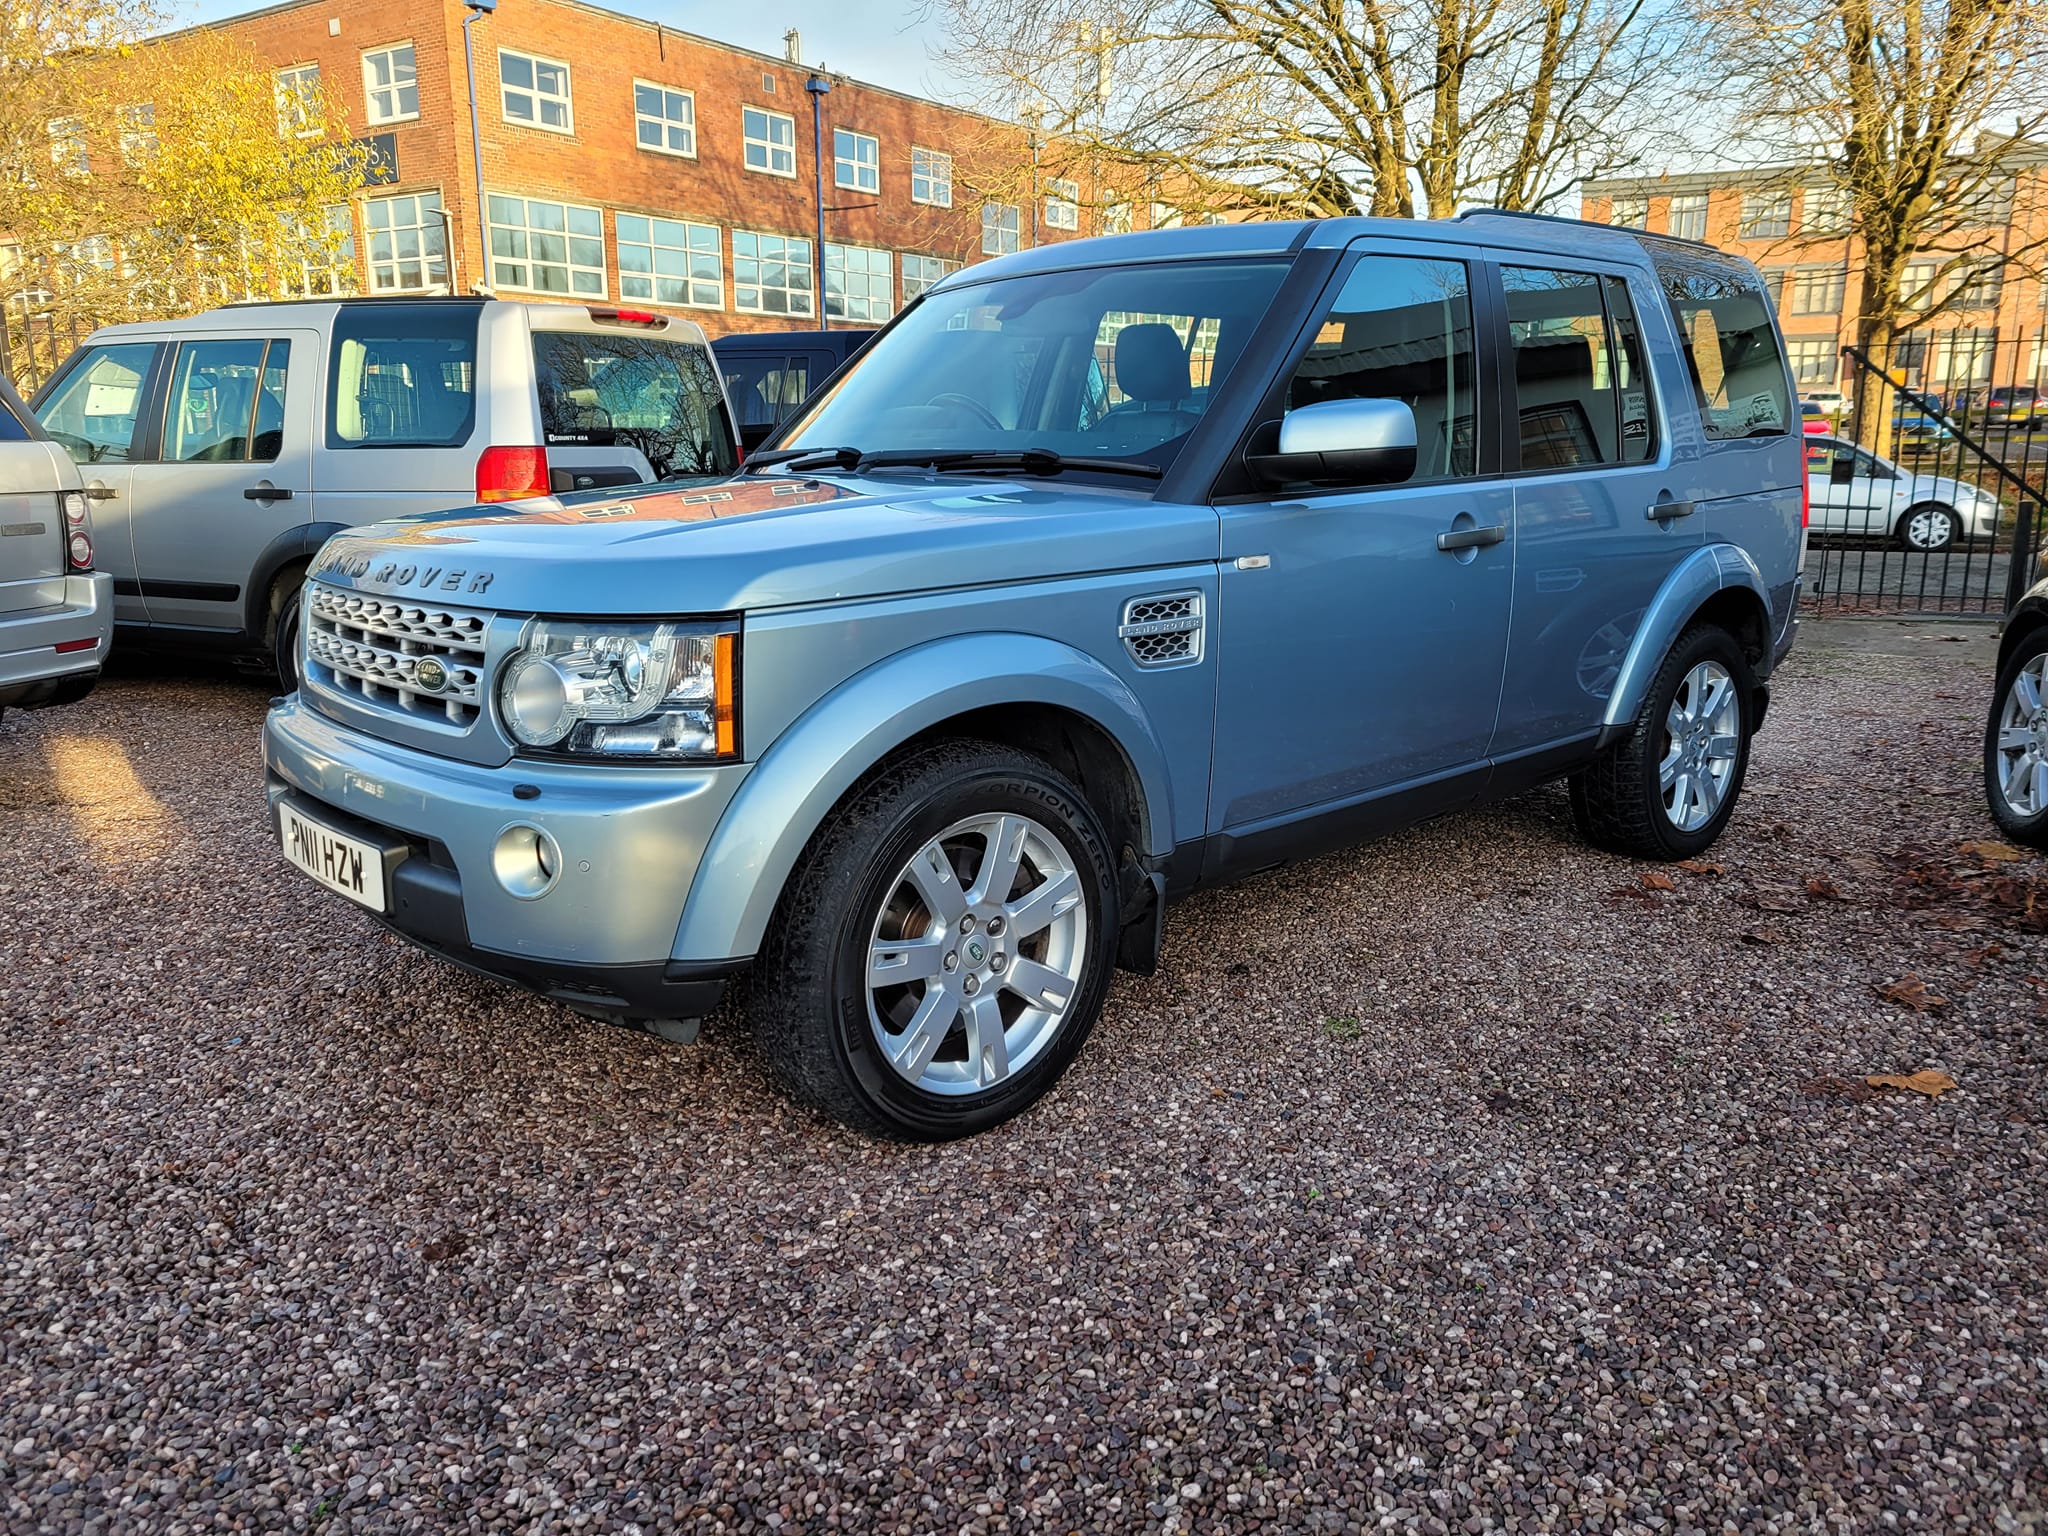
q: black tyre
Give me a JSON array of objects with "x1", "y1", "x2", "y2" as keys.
[
  {"x1": 1569, "y1": 624, "x2": 1755, "y2": 861},
  {"x1": 272, "y1": 578, "x2": 304, "y2": 691},
  {"x1": 750, "y1": 741, "x2": 1120, "y2": 1140},
  {"x1": 1897, "y1": 502, "x2": 1960, "y2": 552},
  {"x1": 1984, "y1": 629, "x2": 2048, "y2": 847}
]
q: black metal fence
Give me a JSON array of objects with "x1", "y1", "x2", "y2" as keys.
[
  {"x1": 1800, "y1": 335, "x2": 2048, "y2": 617},
  {"x1": 0, "y1": 304, "x2": 91, "y2": 396}
]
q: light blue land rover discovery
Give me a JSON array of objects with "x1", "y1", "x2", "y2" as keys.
[{"x1": 265, "y1": 213, "x2": 1804, "y2": 1139}]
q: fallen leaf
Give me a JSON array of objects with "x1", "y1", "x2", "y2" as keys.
[
  {"x1": 1640, "y1": 871, "x2": 1676, "y2": 892},
  {"x1": 1739, "y1": 926, "x2": 1788, "y2": 946},
  {"x1": 1678, "y1": 859, "x2": 1726, "y2": 877},
  {"x1": 421, "y1": 1233, "x2": 470, "y2": 1262},
  {"x1": 1801, "y1": 1075, "x2": 1876, "y2": 1104},
  {"x1": 1963, "y1": 943, "x2": 2006, "y2": 966},
  {"x1": 1805, "y1": 876, "x2": 1843, "y2": 900},
  {"x1": 1607, "y1": 883, "x2": 1658, "y2": 904},
  {"x1": 1875, "y1": 974, "x2": 1947, "y2": 1012},
  {"x1": 1963, "y1": 839, "x2": 2026, "y2": 863},
  {"x1": 1864, "y1": 1069, "x2": 1958, "y2": 1097}
]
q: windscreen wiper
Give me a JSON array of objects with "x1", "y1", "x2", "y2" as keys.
[
  {"x1": 745, "y1": 446, "x2": 862, "y2": 473},
  {"x1": 855, "y1": 448, "x2": 1165, "y2": 480}
]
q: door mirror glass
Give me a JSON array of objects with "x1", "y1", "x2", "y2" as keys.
[{"x1": 1252, "y1": 397, "x2": 1417, "y2": 487}]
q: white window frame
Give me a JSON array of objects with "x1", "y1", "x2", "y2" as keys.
[
  {"x1": 1785, "y1": 338, "x2": 1837, "y2": 386},
  {"x1": 364, "y1": 190, "x2": 448, "y2": 293},
  {"x1": 486, "y1": 192, "x2": 606, "y2": 298},
  {"x1": 834, "y1": 129, "x2": 879, "y2": 193},
  {"x1": 362, "y1": 43, "x2": 419, "y2": 126},
  {"x1": 615, "y1": 212, "x2": 722, "y2": 310},
  {"x1": 825, "y1": 242, "x2": 892, "y2": 322},
  {"x1": 48, "y1": 117, "x2": 86, "y2": 176},
  {"x1": 276, "y1": 63, "x2": 322, "y2": 137},
  {"x1": 900, "y1": 252, "x2": 958, "y2": 300},
  {"x1": 743, "y1": 106, "x2": 797, "y2": 178},
  {"x1": 1789, "y1": 264, "x2": 1845, "y2": 317},
  {"x1": 910, "y1": 146, "x2": 952, "y2": 208},
  {"x1": 1102, "y1": 202, "x2": 1132, "y2": 236},
  {"x1": 1045, "y1": 178, "x2": 1079, "y2": 231},
  {"x1": 981, "y1": 203, "x2": 1020, "y2": 256},
  {"x1": 285, "y1": 205, "x2": 357, "y2": 298},
  {"x1": 1902, "y1": 259, "x2": 1940, "y2": 312},
  {"x1": 118, "y1": 104, "x2": 157, "y2": 163},
  {"x1": 1607, "y1": 195, "x2": 1648, "y2": 229},
  {"x1": 1738, "y1": 191, "x2": 1791, "y2": 240},
  {"x1": 500, "y1": 48, "x2": 574, "y2": 135},
  {"x1": 1801, "y1": 184, "x2": 1847, "y2": 234},
  {"x1": 732, "y1": 229, "x2": 814, "y2": 316},
  {"x1": 633, "y1": 80, "x2": 695, "y2": 158},
  {"x1": 1666, "y1": 193, "x2": 1708, "y2": 242}
]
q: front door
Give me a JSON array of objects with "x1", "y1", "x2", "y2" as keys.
[
  {"x1": 32, "y1": 340, "x2": 163, "y2": 625},
  {"x1": 1210, "y1": 247, "x2": 1513, "y2": 860},
  {"x1": 1805, "y1": 436, "x2": 1900, "y2": 538},
  {"x1": 126, "y1": 332, "x2": 315, "y2": 634}
]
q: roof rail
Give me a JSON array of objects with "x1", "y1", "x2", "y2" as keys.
[
  {"x1": 219, "y1": 294, "x2": 488, "y2": 311},
  {"x1": 1455, "y1": 205, "x2": 1718, "y2": 253}
]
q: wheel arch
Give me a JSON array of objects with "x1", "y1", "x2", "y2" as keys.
[
  {"x1": 670, "y1": 633, "x2": 1176, "y2": 965},
  {"x1": 1603, "y1": 543, "x2": 1774, "y2": 738},
  {"x1": 245, "y1": 522, "x2": 353, "y2": 641},
  {"x1": 2000, "y1": 595, "x2": 2048, "y2": 671}
]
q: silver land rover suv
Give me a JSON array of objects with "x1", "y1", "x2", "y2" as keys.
[{"x1": 266, "y1": 215, "x2": 1805, "y2": 1140}]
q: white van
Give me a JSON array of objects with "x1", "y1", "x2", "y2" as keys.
[{"x1": 32, "y1": 299, "x2": 738, "y2": 684}]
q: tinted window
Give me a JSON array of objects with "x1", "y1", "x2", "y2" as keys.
[
  {"x1": 328, "y1": 304, "x2": 478, "y2": 448},
  {"x1": 164, "y1": 338, "x2": 288, "y2": 462},
  {"x1": 721, "y1": 352, "x2": 809, "y2": 432},
  {"x1": 1502, "y1": 266, "x2": 1656, "y2": 469},
  {"x1": 531, "y1": 330, "x2": 737, "y2": 480},
  {"x1": 783, "y1": 259, "x2": 1288, "y2": 470},
  {"x1": 37, "y1": 343, "x2": 156, "y2": 464},
  {"x1": 0, "y1": 398, "x2": 27, "y2": 442},
  {"x1": 1282, "y1": 254, "x2": 1477, "y2": 482},
  {"x1": 1649, "y1": 249, "x2": 1793, "y2": 439}
]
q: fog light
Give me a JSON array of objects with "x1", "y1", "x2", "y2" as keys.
[{"x1": 492, "y1": 822, "x2": 563, "y2": 899}]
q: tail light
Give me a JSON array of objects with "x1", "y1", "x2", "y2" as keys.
[
  {"x1": 1800, "y1": 468, "x2": 1810, "y2": 529},
  {"x1": 60, "y1": 488, "x2": 92, "y2": 570},
  {"x1": 476, "y1": 445, "x2": 550, "y2": 503}
]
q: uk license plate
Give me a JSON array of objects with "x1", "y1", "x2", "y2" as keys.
[{"x1": 279, "y1": 800, "x2": 388, "y2": 912}]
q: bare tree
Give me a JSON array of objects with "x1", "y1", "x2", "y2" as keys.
[{"x1": 930, "y1": 0, "x2": 1697, "y2": 221}]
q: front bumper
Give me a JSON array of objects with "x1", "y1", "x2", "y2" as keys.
[
  {"x1": 263, "y1": 696, "x2": 753, "y2": 1020},
  {"x1": 0, "y1": 571, "x2": 113, "y2": 708}
]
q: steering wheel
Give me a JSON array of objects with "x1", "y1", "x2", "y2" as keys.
[{"x1": 927, "y1": 392, "x2": 1004, "y2": 431}]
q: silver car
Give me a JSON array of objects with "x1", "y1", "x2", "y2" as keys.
[
  {"x1": 0, "y1": 375, "x2": 111, "y2": 723},
  {"x1": 1804, "y1": 434, "x2": 2001, "y2": 551},
  {"x1": 33, "y1": 299, "x2": 737, "y2": 685}
]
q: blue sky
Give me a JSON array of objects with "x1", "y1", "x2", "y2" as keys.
[{"x1": 179, "y1": 0, "x2": 958, "y2": 101}]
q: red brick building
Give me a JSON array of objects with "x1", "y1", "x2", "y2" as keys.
[{"x1": 215, "y1": 0, "x2": 1090, "y2": 333}]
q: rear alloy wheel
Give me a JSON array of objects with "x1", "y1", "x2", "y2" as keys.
[
  {"x1": 1898, "y1": 502, "x2": 1960, "y2": 553},
  {"x1": 1984, "y1": 633, "x2": 2048, "y2": 847},
  {"x1": 750, "y1": 742, "x2": 1118, "y2": 1140}
]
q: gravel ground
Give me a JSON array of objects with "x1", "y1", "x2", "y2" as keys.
[{"x1": 2, "y1": 625, "x2": 2044, "y2": 1534}]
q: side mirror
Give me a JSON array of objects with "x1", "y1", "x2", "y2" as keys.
[
  {"x1": 1247, "y1": 397, "x2": 1418, "y2": 489},
  {"x1": 1829, "y1": 453, "x2": 1856, "y2": 486}
]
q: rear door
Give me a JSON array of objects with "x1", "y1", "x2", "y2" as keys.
[
  {"x1": 32, "y1": 340, "x2": 162, "y2": 623},
  {"x1": 125, "y1": 331, "x2": 316, "y2": 633},
  {"x1": 530, "y1": 321, "x2": 738, "y2": 488},
  {"x1": 0, "y1": 388, "x2": 82, "y2": 619}
]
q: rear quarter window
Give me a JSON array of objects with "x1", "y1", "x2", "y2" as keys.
[
  {"x1": 328, "y1": 304, "x2": 480, "y2": 449},
  {"x1": 1648, "y1": 249, "x2": 1793, "y2": 439},
  {"x1": 531, "y1": 329, "x2": 737, "y2": 479}
]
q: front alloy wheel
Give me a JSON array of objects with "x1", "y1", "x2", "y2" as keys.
[{"x1": 1985, "y1": 636, "x2": 2048, "y2": 847}]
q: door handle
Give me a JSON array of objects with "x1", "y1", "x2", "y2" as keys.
[
  {"x1": 244, "y1": 483, "x2": 294, "y2": 503},
  {"x1": 1436, "y1": 523, "x2": 1507, "y2": 552},
  {"x1": 1647, "y1": 498, "x2": 1695, "y2": 522},
  {"x1": 84, "y1": 483, "x2": 117, "y2": 500}
]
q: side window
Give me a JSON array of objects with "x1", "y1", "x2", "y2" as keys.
[
  {"x1": 1604, "y1": 277, "x2": 1655, "y2": 463},
  {"x1": 329, "y1": 304, "x2": 479, "y2": 448},
  {"x1": 1649, "y1": 249, "x2": 1792, "y2": 439},
  {"x1": 1282, "y1": 254, "x2": 1477, "y2": 482},
  {"x1": 253, "y1": 341, "x2": 291, "y2": 459},
  {"x1": 721, "y1": 354, "x2": 804, "y2": 431},
  {"x1": 1503, "y1": 266, "x2": 1624, "y2": 470},
  {"x1": 36, "y1": 343, "x2": 157, "y2": 464},
  {"x1": 165, "y1": 339, "x2": 276, "y2": 462}
]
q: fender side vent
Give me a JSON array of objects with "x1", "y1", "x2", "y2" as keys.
[{"x1": 1119, "y1": 591, "x2": 1204, "y2": 668}]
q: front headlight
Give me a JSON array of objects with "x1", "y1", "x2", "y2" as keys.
[{"x1": 499, "y1": 619, "x2": 738, "y2": 759}]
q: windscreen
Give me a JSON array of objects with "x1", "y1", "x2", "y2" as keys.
[
  {"x1": 532, "y1": 330, "x2": 738, "y2": 480},
  {"x1": 781, "y1": 259, "x2": 1290, "y2": 470}
]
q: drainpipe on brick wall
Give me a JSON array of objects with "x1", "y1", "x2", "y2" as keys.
[
  {"x1": 807, "y1": 73, "x2": 832, "y2": 331},
  {"x1": 463, "y1": 0, "x2": 497, "y2": 293}
]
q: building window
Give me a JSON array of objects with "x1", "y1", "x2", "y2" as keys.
[
  {"x1": 1666, "y1": 192, "x2": 1708, "y2": 242},
  {"x1": 276, "y1": 64, "x2": 322, "y2": 136},
  {"x1": 364, "y1": 191, "x2": 447, "y2": 292},
  {"x1": 118, "y1": 104, "x2": 157, "y2": 162},
  {"x1": 910, "y1": 147, "x2": 951, "y2": 207},
  {"x1": 286, "y1": 206, "x2": 356, "y2": 297},
  {"x1": 487, "y1": 193, "x2": 604, "y2": 296},
  {"x1": 1953, "y1": 259, "x2": 2003, "y2": 309},
  {"x1": 362, "y1": 44, "x2": 418, "y2": 126},
  {"x1": 501, "y1": 49, "x2": 573, "y2": 133},
  {"x1": 743, "y1": 107, "x2": 796, "y2": 177},
  {"x1": 633, "y1": 82, "x2": 695, "y2": 157},
  {"x1": 733, "y1": 230, "x2": 813, "y2": 315},
  {"x1": 825, "y1": 242, "x2": 891, "y2": 322},
  {"x1": 1150, "y1": 202, "x2": 1183, "y2": 229},
  {"x1": 1903, "y1": 258, "x2": 1939, "y2": 312},
  {"x1": 900, "y1": 252, "x2": 959, "y2": 300},
  {"x1": 48, "y1": 118, "x2": 86, "y2": 176},
  {"x1": 1103, "y1": 202, "x2": 1132, "y2": 236},
  {"x1": 1045, "y1": 178, "x2": 1080, "y2": 231},
  {"x1": 1802, "y1": 185, "x2": 1847, "y2": 234},
  {"x1": 1608, "y1": 195, "x2": 1648, "y2": 229},
  {"x1": 1738, "y1": 190, "x2": 1791, "y2": 240},
  {"x1": 616, "y1": 213, "x2": 721, "y2": 309},
  {"x1": 981, "y1": 203, "x2": 1020, "y2": 255},
  {"x1": 1759, "y1": 268, "x2": 1787, "y2": 312},
  {"x1": 1785, "y1": 338, "x2": 1837, "y2": 386},
  {"x1": 1942, "y1": 176, "x2": 2013, "y2": 229},
  {"x1": 1790, "y1": 265, "x2": 1845, "y2": 316},
  {"x1": 1933, "y1": 327, "x2": 1996, "y2": 385},
  {"x1": 834, "y1": 129, "x2": 879, "y2": 193}
]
